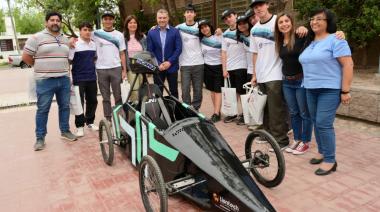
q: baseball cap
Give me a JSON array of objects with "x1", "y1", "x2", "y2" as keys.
[
  {"x1": 102, "y1": 11, "x2": 115, "y2": 19},
  {"x1": 198, "y1": 19, "x2": 211, "y2": 27},
  {"x1": 249, "y1": 0, "x2": 268, "y2": 8},
  {"x1": 244, "y1": 9, "x2": 254, "y2": 18},
  {"x1": 221, "y1": 9, "x2": 236, "y2": 20},
  {"x1": 236, "y1": 15, "x2": 248, "y2": 23}
]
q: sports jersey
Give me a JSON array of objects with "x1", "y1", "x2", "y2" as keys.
[
  {"x1": 92, "y1": 29, "x2": 126, "y2": 69},
  {"x1": 176, "y1": 22, "x2": 204, "y2": 66},
  {"x1": 222, "y1": 28, "x2": 247, "y2": 71},
  {"x1": 200, "y1": 35, "x2": 222, "y2": 65},
  {"x1": 249, "y1": 15, "x2": 282, "y2": 83},
  {"x1": 240, "y1": 35, "x2": 254, "y2": 74}
]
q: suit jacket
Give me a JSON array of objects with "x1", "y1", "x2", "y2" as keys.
[{"x1": 147, "y1": 25, "x2": 182, "y2": 73}]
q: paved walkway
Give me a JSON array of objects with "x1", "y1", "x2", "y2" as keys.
[{"x1": 0, "y1": 88, "x2": 379, "y2": 211}]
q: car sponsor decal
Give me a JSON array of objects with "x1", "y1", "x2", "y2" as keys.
[{"x1": 212, "y1": 193, "x2": 240, "y2": 212}]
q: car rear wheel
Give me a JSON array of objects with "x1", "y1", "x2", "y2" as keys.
[{"x1": 245, "y1": 129, "x2": 286, "y2": 188}]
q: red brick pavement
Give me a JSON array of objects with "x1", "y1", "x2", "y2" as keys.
[{"x1": 0, "y1": 91, "x2": 379, "y2": 212}]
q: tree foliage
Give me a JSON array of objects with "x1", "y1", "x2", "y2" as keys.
[
  {"x1": 295, "y1": 0, "x2": 380, "y2": 48},
  {"x1": 17, "y1": 0, "x2": 120, "y2": 37},
  {"x1": 13, "y1": 8, "x2": 44, "y2": 34},
  {"x1": 0, "y1": 9, "x2": 5, "y2": 33}
]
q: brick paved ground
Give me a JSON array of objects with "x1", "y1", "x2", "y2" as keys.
[{"x1": 1, "y1": 86, "x2": 379, "y2": 211}]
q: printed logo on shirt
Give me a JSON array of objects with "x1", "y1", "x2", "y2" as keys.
[
  {"x1": 177, "y1": 24, "x2": 199, "y2": 36},
  {"x1": 223, "y1": 31, "x2": 238, "y2": 41},
  {"x1": 240, "y1": 35, "x2": 250, "y2": 47},
  {"x1": 252, "y1": 28, "x2": 274, "y2": 41},
  {"x1": 258, "y1": 41, "x2": 273, "y2": 49},
  {"x1": 201, "y1": 37, "x2": 222, "y2": 49}
]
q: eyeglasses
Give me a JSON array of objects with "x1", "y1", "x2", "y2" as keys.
[{"x1": 309, "y1": 17, "x2": 327, "y2": 22}]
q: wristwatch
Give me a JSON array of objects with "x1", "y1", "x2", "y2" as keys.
[{"x1": 341, "y1": 90, "x2": 350, "y2": 94}]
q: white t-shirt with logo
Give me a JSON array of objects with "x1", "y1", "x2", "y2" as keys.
[
  {"x1": 249, "y1": 15, "x2": 282, "y2": 83},
  {"x1": 240, "y1": 35, "x2": 254, "y2": 75},
  {"x1": 93, "y1": 29, "x2": 126, "y2": 69},
  {"x1": 176, "y1": 22, "x2": 204, "y2": 66},
  {"x1": 222, "y1": 29, "x2": 247, "y2": 71},
  {"x1": 200, "y1": 35, "x2": 222, "y2": 66}
]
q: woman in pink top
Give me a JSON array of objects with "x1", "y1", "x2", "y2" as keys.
[{"x1": 124, "y1": 15, "x2": 147, "y2": 102}]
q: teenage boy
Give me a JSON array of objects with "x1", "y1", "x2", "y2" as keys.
[
  {"x1": 69, "y1": 22, "x2": 98, "y2": 137},
  {"x1": 176, "y1": 4, "x2": 204, "y2": 110},
  {"x1": 221, "y1": 9, "x2": 248, "y2": 124},
  {"x1": 249, "y1": 0, "x2": 291, "y2": 148},
  {"x1": 94, "y1": 11, "x2": 127, "y2": 121}
]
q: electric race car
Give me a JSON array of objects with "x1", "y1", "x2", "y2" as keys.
[{"x1": 98, "y1": 52, "x2": 285, "y2": 212}]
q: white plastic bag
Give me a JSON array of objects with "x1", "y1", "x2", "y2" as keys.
[
  {"x1": 28, "y1": 70, "x2": 37, "y2": 102},
  {"x1": 247, "y1": 86, "x2": 267, "y2": 125},
  {"x1": 221, "y1": 78, "x2": 238, "y2": 116},
  {"x1": 241, "y1": 82, "x2": 255, "y2": 125},
  {"x1": 70, "y1": 85, "x2": 83, "y2": 115},
  {"x1": 120, "y1": 79, "x2": 131, "y2": 103}
]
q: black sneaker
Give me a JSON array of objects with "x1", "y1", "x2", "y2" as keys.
[
  {"x1": 223, "y1": 115, "x2": 237, "y2": 123},
  {"x1": 34, "y1": 138, "x2": 45, "y2": 151},
  {"x1": 236, "y1": 114, "x2": 245, "y2": 125},
  {"x1": 210, "y1": 113, "x2": 221, "y2": 123},
  {"x1": 61, "y1": 131, "x2": 78, "y2": 141}
]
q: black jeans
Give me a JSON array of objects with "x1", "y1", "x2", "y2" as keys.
[
  {"x1": 258, "y1": 80, "x2": 289, "y2": 145},
  {"x1": 153, "y1": 70, "x2": 179, "y2": 98},
  {"x1": 75, "y1": 81, "x2": 98, "y2": 127}
]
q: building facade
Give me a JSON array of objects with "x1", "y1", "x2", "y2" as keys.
[{"x1": 0, "y1": 17, "x2": 32, "y2": 59}]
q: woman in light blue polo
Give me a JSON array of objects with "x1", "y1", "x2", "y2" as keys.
[{"x1": 299, "y1": 9, "x2": 353, "y2": 176}]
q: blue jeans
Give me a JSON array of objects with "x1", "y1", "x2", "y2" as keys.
[
  {"x1": 283, "y1": 79, "x2": 312, "y2": 143},
  {"x1": 35, "y1": 76, "x2": 71, "y2": 139},
  {"x1": 306, "y1": 88, "x2": 340, "y2": 163}
]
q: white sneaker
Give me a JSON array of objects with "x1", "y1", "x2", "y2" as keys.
[
  {"x1": 75, "y1": 127, "x2": 84, "y2": 137},
  {"x1": 87, "y1": 124, "x2": 99, "y2": 131},
  {"x1": 285, "y1": 141, "x2": 301, "y2": 153}
]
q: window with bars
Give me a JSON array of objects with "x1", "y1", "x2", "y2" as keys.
[{"x1": 0, "y1": 39, "x2": 14, "y2": 52}]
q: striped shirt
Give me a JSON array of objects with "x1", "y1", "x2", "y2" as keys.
[{"x1": 24, "y1": 29, "x2": 70, "y2": 79}]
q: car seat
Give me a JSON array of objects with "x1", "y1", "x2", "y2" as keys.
[{"x1": 139, "y1": 84, "x2": 174, "y2": 130}]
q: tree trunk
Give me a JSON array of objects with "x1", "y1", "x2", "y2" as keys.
[
  {"x1": 118, "y1": 0, "x2": 127, "y2": 25},
  {"x1": 160, "y1": 0, "x2": 176, "y2": 24},
  {"x1": 168, "y1": 0, "x2": 180, "y2": 25}
]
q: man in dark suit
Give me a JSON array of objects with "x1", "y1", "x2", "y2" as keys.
[{"x1": 147, "y1": 9, "x2": 182, "y2": 98}]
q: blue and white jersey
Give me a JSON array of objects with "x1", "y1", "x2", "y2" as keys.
[
  {"x1": 69, "y1": 38, "x2": 97, "y2": 84},
  {"x1": 222, "y1": 28, "x2": 247, "y2": 71},
  {"x1": 176, "y1": 22, "x2": 204, "y2": 66},
  {"x1": 200, "y1": 35, "x2": 222, "y2": 66},
  {"x1": 240, "y1": 35, "x2": 254, "y2": 75},
  {"x1": 92, "y1": 29, "x2": 126, "y2": 69},
  {"x1": 249, "y1": 15, "x2": 282, "y2": 83}
]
